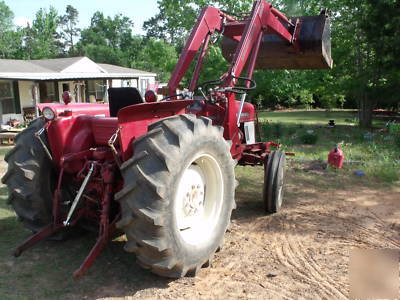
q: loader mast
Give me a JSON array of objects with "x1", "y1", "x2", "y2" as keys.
[
  {"x1": 167, "y1": 0, "x2": 295, "y2": 93},
  {"x1": 168, "y1": 1, "x2": 297, "y2": 156}
]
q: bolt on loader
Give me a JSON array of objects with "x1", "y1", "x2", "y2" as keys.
[{"x1": 2, "y1": 0, "x2": 332, "y2": 278}]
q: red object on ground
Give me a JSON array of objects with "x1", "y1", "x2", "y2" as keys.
[{"x1": 328, "y1": 146, "x2": 344, "y2": 168}]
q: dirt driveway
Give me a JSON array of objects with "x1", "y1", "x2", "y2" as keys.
[
  {"x1": 99, "y1": 164, "x2": 400, "y2": 299},
  {"x1": 1, "y1": 154, "x2": 399, "y2": 299}
]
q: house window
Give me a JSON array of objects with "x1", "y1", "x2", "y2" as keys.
[
  {"x1": 87, "y1": 80, "x2": 106, "y2": 101},
  {"x1": 39, "y1": 81, "x2": 56, "y2": 103},
  {"x1": 0, "y1": 80, "x2": 16, "y2": 114},
  {"x1": 122, "y1": 80, "x2": 132, "y2": 87}
]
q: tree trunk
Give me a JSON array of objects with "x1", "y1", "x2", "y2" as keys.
[{"x1": 358, "y1": 95, "x2": 373, "y2": 128}]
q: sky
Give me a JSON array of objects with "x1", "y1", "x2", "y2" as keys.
[{"x1": 4, "y1": 0, "x2": 159, "y2": 35}]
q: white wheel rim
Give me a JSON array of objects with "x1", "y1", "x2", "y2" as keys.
[{"x1": 175, "y1": 153, "x2": 224, "y2": 245}]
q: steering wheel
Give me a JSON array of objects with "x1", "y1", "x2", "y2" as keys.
[
  {"x1": 197, "y1": 76, "x2": 256, "y2": 97},
  {"x1": 197, "y1": 79, "x2": 223, "y2": 95},
  {"x1": 229, "y1": 76, "x2": 257, "y2": 93},
  {"x1": 159, "y1": 93, "x2": 185, "y2": 102}
]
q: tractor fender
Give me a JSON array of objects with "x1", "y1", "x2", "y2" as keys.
[
  {"x1": 47, "y1": 116, "x2": 96, "y2": 171},
  {"x1": 118, "y1": 100, "x2": 193, "y2": 161}
]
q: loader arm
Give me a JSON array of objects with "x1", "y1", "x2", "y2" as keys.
[
  {"x1": 167, "y1": 0, "x2": 296, "y2": 93},
  {"x1": 167, "y1": 1, "x2": 298, "y2": 157},
  {"x1": 167, "y1": 6, "x2": 225, "y2": 93}
]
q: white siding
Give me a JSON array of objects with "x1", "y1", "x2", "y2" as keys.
[
  {"x1": 62, "y1": 57, "x2": 105, "y2": 73},
  {"x1": 111, "y1": 79, "x2": 139, "y2": 88},
  {"x1": 18, "y1": 81, "x2": 36, "y2": 108},
  {"x1": 2, "y1": 113, "x2": 23, "y2": 124},
  {"x1": 138, "y1": 76, "x2": 156, "y2": 95}
]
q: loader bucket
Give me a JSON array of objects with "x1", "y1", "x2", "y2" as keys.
[{"x1": 221, "y1": 13, "x2": 333, "y2": 70}]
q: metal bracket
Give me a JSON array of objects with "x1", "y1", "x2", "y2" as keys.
[
  {"x1": 63, "y1": 162, "x2": 95, "y2": 226},
  {"x1": 108, "y1": 127, "x2": 122, "y2": 167},
  {"x1": 292, "y1": 18, "x2": 302, "y2": 52},
  {"x1": 236, "y1": 93, "x2": 247, "y2": 126},
  {"x1": 35, "y1": 127, "x2": 53, "y2": 160}
]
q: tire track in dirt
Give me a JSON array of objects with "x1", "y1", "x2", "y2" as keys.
[
  {"x1": 288, "y1": 237, "x2": 348, "y2": 298},
  {"x1": 274, "y1": 240, "x2": 332, "y2": 299},
  {"x1": 273, "y1": 227, "x2": 347, "y2": 300},
  {"x1": 293, "y1": 205, "x2": 400, "y2": 249},
  {"x1": 236, "y1": 214, "x2": 342, "y2": 299},
  {"x1": 266, "y1": 214, "x2": 345, "y2": 300},
  {"x1": 313, "y1": 210, "x2": 400, "y2": 249},
  {"x1": 223, "y1": 222, "x2": 301, "y2": 300}
]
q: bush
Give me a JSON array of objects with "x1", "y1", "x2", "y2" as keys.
[
  {"x1": 394, "y1": 135, "x2": 400, "y2": 148},
  {"x1": 273, "y1": 123, "x2": 284, "y2": 138},
  {"x1": 319, "y1": 94, "x2": 346, "y2": 109},
  {"x1": 299, "y1": 132, "x2": 319, "y2": 144},
  {"x1": 260, "y1": 122, "x2": 286, "y2": 140},
  {"x1": 367, "y1": 161, "x2": 400, "y2": 183}
]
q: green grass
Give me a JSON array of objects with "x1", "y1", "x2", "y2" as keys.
[
  {"x1": 259, "y1": 110, "x2": 358, "y2": 125},
  {"x1": 258, "y1": 110, "x2": 400, "y2": 183},
  {"x1": 0, "y1": 147, "x2": 11, "y2": 157}
]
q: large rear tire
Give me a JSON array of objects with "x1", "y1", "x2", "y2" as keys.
[
  {"x1": 1, "y1": 119, "x2": 56, "y2": 232},
  {"x1": 116, "y1": 114, "x2": 235, "y2": 278}
]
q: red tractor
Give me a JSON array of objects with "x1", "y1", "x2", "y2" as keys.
[{"x1": 2, "y1": 1, "x2": 331, "y2": 278}]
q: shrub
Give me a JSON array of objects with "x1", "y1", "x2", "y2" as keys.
[
  {"x1": 299, "y1": 132, "x2": 319, "y2": 144},
  {"x1": 286, "y1": 126, "x2": 297, "y2": 136},
  {"x1": 260, "y1": 122, "x2": 287, "y2": 140},
  {"x1": 394, "y1": 134, "x2": 400, "y2": 148},
  {"x1": 367, "y1": 161, "x2": 400, "y2": 183},
  {"x1": 319, "y1": 94, "x2": 346, "y2": 109},
  {"x1": 273, "y1": 123, "x2": 284, "y2": 138}
]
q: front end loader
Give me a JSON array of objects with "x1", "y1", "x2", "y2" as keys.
[{"x1": 2, "y1": 0, "x2": 332, "y2": 278}]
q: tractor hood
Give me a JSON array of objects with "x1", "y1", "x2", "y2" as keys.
[{"x1": 37, "y1": 103, "x2": 110, "y2": 118}]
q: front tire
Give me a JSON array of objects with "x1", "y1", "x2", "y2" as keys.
[
  {"x1": 116, "y1": 114, "x2": 235, "y2": 278},
  {"x1": 263, "y1": 150, "x2": 286, "y2": 214}
]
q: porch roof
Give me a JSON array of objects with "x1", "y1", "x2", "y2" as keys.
[{"x1": 0, "y1": 57, "x2": 156, "y2": 81}]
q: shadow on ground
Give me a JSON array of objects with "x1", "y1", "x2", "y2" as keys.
[{"x1": 0, "y1": 217, "x2": 172, "y2": 299}]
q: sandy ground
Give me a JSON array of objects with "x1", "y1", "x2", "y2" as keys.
[
  {"x1": 99, "y1": 164, "x2": 400, "y2": 300},
  {"x1": 1, "y1": 148, "x2": 399, "y2": 299}
]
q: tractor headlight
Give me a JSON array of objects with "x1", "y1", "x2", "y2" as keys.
[{"x1": 42, "y1": 107, "x2": 56, "y2": 120}]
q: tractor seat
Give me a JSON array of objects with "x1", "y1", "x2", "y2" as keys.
[{"x1": 108, "y1": 87, "x2": 144, "y2": 117}]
